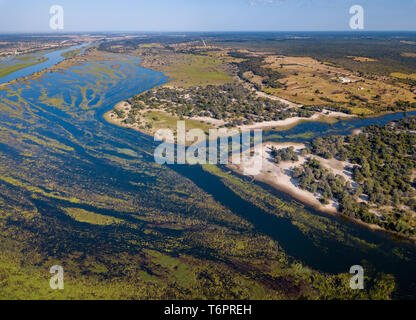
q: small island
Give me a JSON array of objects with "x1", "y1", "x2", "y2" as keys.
[
  {"x1": 103, "y1": 40, "x2": 416, "y2": 238},
  {"x1": 229, "y1": 118, "x2": 416, "y2": 237},
  {"x1": 104, "y1": 43, "x2": 366, "y2": 137}
]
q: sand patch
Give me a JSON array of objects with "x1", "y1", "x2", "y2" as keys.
[
  {"x1": 402, "y1": 52, "x2": 416, "y2": 58},
  {"x1": 346, "y1": 56, "x2": 377, "y2": 62},
  {"x1": 228, "y1": 142, "x2": 357, "y2": 214}
]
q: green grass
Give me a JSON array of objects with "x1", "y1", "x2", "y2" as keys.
[
  {"x1": 61, "y1": 207, "x2": 122, "y2": 226},
  {"x1": 146, "y1": 250, "x2": 196, "y2": 287},
  {"x1": 0, "y1": 58, "x2": 48, "y2": 78},
  {"x1": 115, "y1": 148, "x2": 139, "y2": 157},
  {"x1": 141, "y1": 43, "x2": 164, "y2": 48},
  {"x1": 350, "y1": 107, "x2": 375, "y2": 115},
  {"x1": 167, "y1": 54, "x2": 233, "y2": 87},
  {"x1": 286, "y1": 132, "x2": 315, "y2": 139},
  {"x1": 14, "y1": 55, "x2": 39, "y2": 62},
  {"x1": 144, "y1": 111, "x2": 213, "y2": 136},
  {"x1": 61, "y1": 49, "x2": 80, "y2": 59}
]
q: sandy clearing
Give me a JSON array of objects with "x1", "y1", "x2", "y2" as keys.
[
  {"x1": 237, "y1": 114, "x2": 321, "y2": 131},
  {"x1": 104, "y1": 101, "x2": 130, "y2": 125},
  {"x1": 236, "y1": 109, "x2": 355, "y2": 131},
  {"x1": 189, "y1": 116, "x2": 226, "y2": 127},
  {"x1": 104, "y1": 101, "x2": 145, "y2": 132},
  {"x1": 255, "y1": 90, "x2": 301, "y2": 108},
  {"x1": 228, "y1": 142, "x2": 358, "y2": 214}
]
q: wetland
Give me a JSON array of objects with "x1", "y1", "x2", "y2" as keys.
[{"x1": 1, "y1": 36, "x2": 416, "y2": 299}]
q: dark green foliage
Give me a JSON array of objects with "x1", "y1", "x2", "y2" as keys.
[
  {"x1": 216, "y1": 33, "x2": 416, "y2": 77},
  {"x1": 293, "y1": 158, "x2": 352, "y2": 204},
  {"x1": 130, "y1": 83, "x2": 317, "y2": 126},
  {"x1": 301, "y1": 118, "x2": 416, "y2": 236},
  {"x1": 229, "y1": 52, "x2": 283, "y2": 89},
  {"x1": 270, "y1": 146, "x2": 298, "y2": 163}
]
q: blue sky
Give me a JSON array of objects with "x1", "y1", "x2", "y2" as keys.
[{"x1": 0, "y1": 0, "x2": 415, "y2": 32}]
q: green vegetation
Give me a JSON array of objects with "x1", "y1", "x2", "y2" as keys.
[
  {"x1": 270, "y1": 146, "x2": 300, "y2": 163},
  {"x1": 215, "y1": 34, "x2": 416, "y2": 77},
  {"x1": 229, "y1": 51, "x2": 283, "y2": 89},
  {"x1": 140, "y1": 110, "x2": 212, "y2": 135},
  {"x1": 61, "y1": 49, "x2": 80, "y2": 59},
  {"x1": 0, "y1": 57, "x2": 47, "y2": 78},
  {"x1": 123, "y1": 83, "x2": 319, "y2": 128},
  {"x1": 292, "y1": 158, "x2": 352, "y2": 206},
  {"x1": 1, "y1": 33, "x2": 415, "y2": 300},
  {"x1": 212, "y1": 35, "x2": 416, "y2": 115},
  {"x1": 103, "y1": 38, "x2": 233, "y2": 87},
  {"x1": 1, "y1": 51, "x2": 368, "y2": 300},
  {"x1": 293, "y1": 118, "x2": 416, "y2": 236},
  {"x1": 62, "y1": 207, "x2": 122, "y2": 225},
  {"x1": 202, "y1": 165, "x2": 396, "y2": 299},
  {"x1": 166, "y1": 54, "x2": 233, "y2": 87}
]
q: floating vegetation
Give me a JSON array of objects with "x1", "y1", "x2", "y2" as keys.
[
  {"x1": 0, "y1": 49, "x2": 413, "y2": 300},
  {"x1": 61, "y1": 207, "x2": 122, "y2": 225}
]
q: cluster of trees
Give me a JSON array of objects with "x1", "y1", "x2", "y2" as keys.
[
  {"x1": 319, "y1": 98, "x2": 415, "y2": 115},
  {"x1": 229, "y1": 52, "x2": 283, "y2": 89},
  {"x1": 113, "y1": 108, "x2": 125, "y2": 119},
  {"x1": 293, "y1": 158, "x2": 353, "y2": 206},
  {"x1": 270, "y1": 146, "x2": 300, "y2": 163},
  {"x1": 98, "y1": 35, "x2": 200, "y2": 53},
  {"x1": 126, "y1": 83, "x2": 317, "y2": 126},
  {"x1": 296, "y1": 118, "x2": 416, "y2": 236},
  {"x1": 393, "y1": 100, "x2": 416, "y2": 112}
]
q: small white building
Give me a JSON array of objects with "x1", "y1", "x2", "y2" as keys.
[{"x1": 340, "y1": 77, "x2": 352, "y2": 84}]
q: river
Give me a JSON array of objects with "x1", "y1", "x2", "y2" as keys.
[
  {"x1": 1, "y1": 49, "x2": 416, "y2": 298},
  {"x1": 0, "y1": 42, "x2": 90, "y2": 85}
]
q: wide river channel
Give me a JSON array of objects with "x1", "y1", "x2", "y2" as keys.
[{"x1": 1, "y1": 45, "x2": 416, "y2": 298}]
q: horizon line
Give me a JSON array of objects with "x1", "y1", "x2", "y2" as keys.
[{"x1": 1, "y1": 30, "x2": 416, "y2": 35}]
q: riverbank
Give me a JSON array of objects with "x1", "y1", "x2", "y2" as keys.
[
  {"x1": 0, "y1": 57, "x2": 48, "y2": 79},
  {"x1": 237, "y1": 110, "x2": 355, "y2": 131},
  {"x1": 227, "y1": 142, "x2": 344, "y2": 214},
  {"x1": 0, "y1": 42, "x2": 91, "y2": 86},
  {"x1": 104, "y1": 97, "x2": 356, "y2": 138},
  {"x1": 226, "y1": 140, "x2": 416, "y2": 240}
]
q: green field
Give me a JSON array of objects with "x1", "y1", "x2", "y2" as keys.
[
  {"x1": 61, "y1": 49, "x2": 80, "y2": 59},
  {"x1": 164, "y1": 54, "x2": 233, "y2": 87},
  {"x1": 62, "y1": 207, "x2": 122, "y2": 225},
  {"x1": 143, "y1": 110, "x2": 212, "y2": 136},
  {"x1": 0, "y1": 57, "x2": 47, "y2": 78}
]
